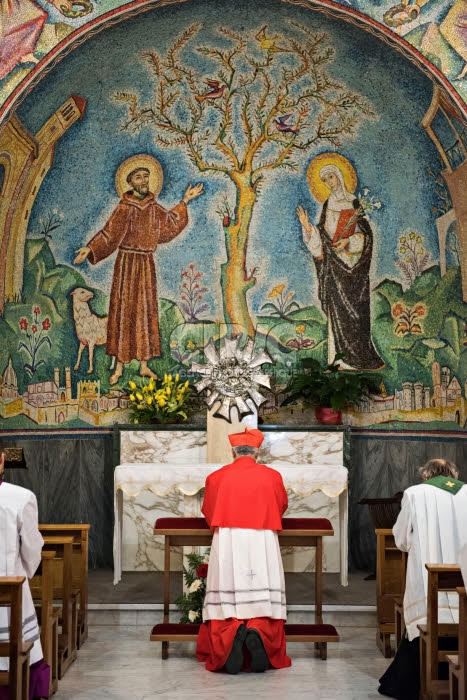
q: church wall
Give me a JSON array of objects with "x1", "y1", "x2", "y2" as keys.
[
  {"x1": 2, "y1": 433, "x2": 114, "y2": 569},
  {"x1": 3, "y1": 430, "x2": 467, "y2": 571}
]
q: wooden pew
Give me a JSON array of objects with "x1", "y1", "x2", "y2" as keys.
[
  {"x1": 394, "y1": 597, "x2": 404, "y2": 650},
  {"x1": 41, "y1": 536, "x2": 77, "y2": 678},
  {"x1": 0, "y1": 577, "x2": 34, "y2": 700},
  {"x1": 375, "y1": 528, "x2": 407, "y2": 657},
  {"x1": 29, "y1": 550, "x2": 59, "y2": 695},
  {"x1": 39, "y1": 524, "x2": 90, "y2": 648},
  {"x1": 447, "y1": 586, "x2": 466, "y2": 700},
  {"x1": 418, "y1": 564, "x2": 463, "y2": 700},
  {"x1": 150, "y1": 517, "x2": 339, "y2": 661}
]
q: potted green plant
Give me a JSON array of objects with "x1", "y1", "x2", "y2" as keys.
[
  {"x1": 127, "y1": 373, "x2": 192, "y2": 424},
  {"x1": 283, "y1": 353, "x2": 380, "y2": 424}
]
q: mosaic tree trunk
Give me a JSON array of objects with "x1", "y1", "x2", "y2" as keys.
[{"x1": 221, "y1": 176, "x2": 256, "y2": 336}]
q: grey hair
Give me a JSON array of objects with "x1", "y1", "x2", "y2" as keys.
[
  {"x1": 418, "y1": 458, "x2": 459, "y2": 481},
  {"x1": 232, "y1": 445, "x2": 259, "y2": 458}
]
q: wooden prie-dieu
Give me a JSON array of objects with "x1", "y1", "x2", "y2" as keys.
[{"x1": 150, "y1": 517, "x2": 340, "y2": 661}]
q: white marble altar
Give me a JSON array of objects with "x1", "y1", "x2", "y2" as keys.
[{"x1": 115, "y1": 429, "x2": 348, "y2": 584}]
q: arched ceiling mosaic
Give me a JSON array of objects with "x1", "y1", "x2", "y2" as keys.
[{"x1": 2, "y1": 0, "x2": 467, "y2": 123}]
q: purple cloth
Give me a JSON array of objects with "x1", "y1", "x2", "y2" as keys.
[{"x1": 0, "y1": 659, "x2": 50, "y2": 699}]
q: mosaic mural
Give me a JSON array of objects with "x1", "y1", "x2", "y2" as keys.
[
  {"x1": 1, "y1": 0, "x2": 467, "y2": 430},
  {"x1": 2, "y1": 0, "x2": 467, "y2": 117}
]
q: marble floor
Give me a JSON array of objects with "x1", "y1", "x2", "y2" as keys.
[{"x1": 54, "y1": 623, "x2": 391, "y2": 699}]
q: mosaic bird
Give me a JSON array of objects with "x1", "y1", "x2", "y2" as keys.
[
  {"x1": 273, "y1": 114, "x2": 299, "y2": 135},
  {"x1": 255, "y1": 26, "x2": 288, "y2": 54},
  {"x1": 195, "y1": 80, "x2": 227, "y2": 103}
]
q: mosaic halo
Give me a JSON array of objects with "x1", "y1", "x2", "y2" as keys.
[
  {"x1": 115, "y1": 154, "x2": 164, "y2": 198},
  {"x1": 307, "y1": 152, "x2": 357, "y2": 203},
  {"x1": 190, "y1": 336, "x2": 274, "y2": 423}
]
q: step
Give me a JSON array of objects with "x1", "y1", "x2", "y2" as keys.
[
  {"x1": 87, "y1": 604, "x2": 375, "y2": 628},
  {"x1": 150, "y1": 622, "x2": 339, "y2": 644}
]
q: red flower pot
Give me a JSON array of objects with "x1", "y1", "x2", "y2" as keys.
[{"x1": 315, "y1": 407, "x2": 342, "y2": 425}]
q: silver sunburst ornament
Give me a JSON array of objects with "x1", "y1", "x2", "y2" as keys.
[{"x1": 190, "y1": 336, "x2": 274, "y2": 422}]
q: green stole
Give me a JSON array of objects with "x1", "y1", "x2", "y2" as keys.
[{"x1": 424, "y1": 476, "x2": 465, "y2": 495}]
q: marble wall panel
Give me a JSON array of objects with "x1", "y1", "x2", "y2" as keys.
[
  {"x1": 280, "y1": 491, "x2": 340, "y2": 573},
  {"x1": 120, "y1": 430, "x2": 207, "y2": 464},
  {"x1": 262, "y1": 431, "x2": 344, "y2": 466},
  {"x1": 122, "y1": 490, "x2": 191, "y2": 571},
  {"x1": 118, "y1": 429, "x2": 345, "y2": 466}
]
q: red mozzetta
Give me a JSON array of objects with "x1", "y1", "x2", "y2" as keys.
[{"x1": 201, "y1": 456, "x2": 288, "y2": 531}]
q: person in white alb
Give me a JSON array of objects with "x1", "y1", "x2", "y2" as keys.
[
  {"x1": 0, "y1": 438, "x2": 50, "y2": 699},
  {"x1": 379, "y1": 458, "x2": 467, "y2": 699}
]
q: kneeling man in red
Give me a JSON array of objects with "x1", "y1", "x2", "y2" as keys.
[{"x1": 196, "y1": 427, "x2": 291, "y2": 673}]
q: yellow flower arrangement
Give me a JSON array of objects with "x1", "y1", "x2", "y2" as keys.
[{"x1": 127, "y1": 374, "x2": 192, "y2": 424}]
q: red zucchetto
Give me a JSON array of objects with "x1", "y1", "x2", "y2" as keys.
[{"x1": 228, "y1": 427, "x2": 264, "y2": 448}]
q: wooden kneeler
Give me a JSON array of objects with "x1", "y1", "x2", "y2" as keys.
[
  {"x1": 0, "y1": 577, "x2": 34, "y2": 700},
  {"x1": 30, "y1": 550, "x2": 60, "y2": 695},
  {"x1": 41, "y1": 536, "x2": 78, "y2": 679},
  {"x1": 418, "y1": 564, "x2": 463, "y2": 700},
  {"x1": 447, "y1": 586, "x2": 466, "y2": 700},
  {"x1": 375, "y1": 529, "x2": 407, "y2": 657},
  {"x1": 151, "y1": 517, "x2": 339, "y2": 661},
  {"x1": 40, "y1": 524, "x2": 90, "y2": 649}
]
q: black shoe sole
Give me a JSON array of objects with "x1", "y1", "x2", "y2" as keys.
[
  {"x1": 225, "y1": 624, "x2": 248, "y2": 674},
  {"x1": 245, "y1": 629, "x2": 269, "y2": 672}
]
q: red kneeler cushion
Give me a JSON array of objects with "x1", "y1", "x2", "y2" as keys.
[
  {"x1": 154, "y1": 517, "x2": 333, "y2": 530},
  {"x1": 155, "y1": 517, "x2": 209, "y2": 529},
  {"x1": 282, "y1": 518, "x2": 333, "y2": 531}
]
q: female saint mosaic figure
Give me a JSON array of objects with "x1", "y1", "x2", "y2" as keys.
[{"x1": 297, "y1": 153, "x2": 383, "y2": 370}]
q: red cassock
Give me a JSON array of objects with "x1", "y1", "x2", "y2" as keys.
[{"x1": 196, "y1": 456, "x2": 291, "y2": 671}]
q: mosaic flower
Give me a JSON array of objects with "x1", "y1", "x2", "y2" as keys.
[
  {"x1": 392, "y1": 301, "x2": 427, "y2": 336},
  {"x1": 268, "y1": 283, "x2": 286, "y2": 298}
]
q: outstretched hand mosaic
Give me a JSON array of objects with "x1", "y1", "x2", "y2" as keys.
[{"x1": 1, "y1": 0, "x2": 467, "y2": 430}]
